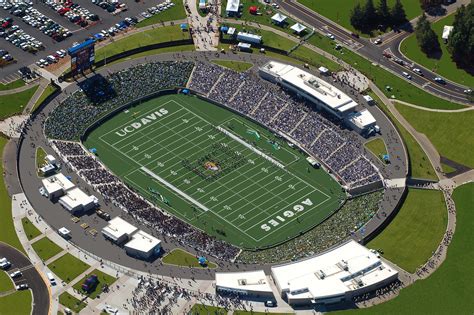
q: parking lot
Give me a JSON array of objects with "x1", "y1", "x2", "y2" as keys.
[{"x1": 0, "y1": 0, "x2": 177, "y2": 81}]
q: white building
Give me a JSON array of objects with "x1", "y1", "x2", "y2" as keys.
[
  {"x1": 45, "y1": 154, "x2": 57, "y2": 165},
  {"x1": 124, "y1": 230, "x2": 161, "y2": 259},
  {"x1": 442, "y1": 25, "x2": 453, "y2": 41},
  {"x1": 58, "y1": 187, "x2": 97, "y2": 213},
  {"x1": 42, "y1": 173, "x2": 75, "y2": 200},
  {"x1": 102, "y1": 217, "x2": 138, "y2": 244},
  {"x1": 225, "y1": 0, "x2": 239, "y2": 15},
  {"x1": 259, "y1": 61, "x2": 358, "y2": 119},
  {"x1": 347, "y1": 109, "x2": 377, "y2": 134},
  {"x1": 271, "y1": 240, "x2": 398, "y2": 306},
  {"x1": 216, "y1": 270, "x2": 274, "y2": 299}
]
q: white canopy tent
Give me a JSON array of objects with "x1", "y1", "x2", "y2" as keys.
[
  {"x1": 271, "y1": 13, "x2": 287, "y2": 24},
  {"x1": 291, "y1": 23, "x2": 306, "y2": 34}
]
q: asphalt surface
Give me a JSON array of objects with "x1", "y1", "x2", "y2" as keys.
[
  {"x1": 15, "y1": 51, "x2": 405, "y2": 280},
  {"x1": 0, "y1": 242, "x2": 50, "y2": 315},
  {"x1": 0, "y1": 0, "x2": 167, "y2": 81},
  {"x1": 273, "y1": 0, "x2": 472, "y2": 104}
]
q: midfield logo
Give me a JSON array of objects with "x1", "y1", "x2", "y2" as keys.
[{"x1": 115, "y1": 108, "x2": 169, "y2": 137}]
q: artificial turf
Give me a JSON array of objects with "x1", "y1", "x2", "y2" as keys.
[
  {"x1": 21, "y1": 217, "x2": 42, "y2": 241},
  {"x1": 162, "y1": 249, "x2": 218, "y2": 268},
  {"x1": 31, "y1": 237, "x2": 63, "y2": 262},
  {"x1": 395, "y1": 102, "x2": 474, "y2": 168},
  {"x1": 400, "y1": 13, "x2": 473, "y2": 87},
  {"x1": 85, "y1": 94, "x2": 344, "y2": 249},
  {"x1": 341, "y1": 183, "x2": 474, "y2": 314},
  {"x1": 47, "y1": 253, "x2": 91, "y2": 283},
  {"x1": 367, "y1": 188, "x2": 447, "y2": 273}
]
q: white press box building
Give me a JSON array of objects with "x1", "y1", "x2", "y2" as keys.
[
  {"x1": 215, "y1": 270, "x2": 274, "y2": 299},
  {"x1": 102, "y1": 217, "x2": 138, "y2": 244},
  {"x1": 259, "y1": 61, "x2": 377, "y2": 134},
  {"x1": 271, "y1": 240, "x2": 398, "y2": 306}
]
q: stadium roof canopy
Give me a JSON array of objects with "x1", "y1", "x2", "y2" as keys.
[
  {"x1": 124, "y1": 230, "x2": 161, "y2": 253},
  {"x1": 347, "y1": 109, "x2": 376, "y2": 129},
  {"x1": 291, "y1": 23, "x2": 306, "y2": 33},
  {"x1": 102, "y1": 217, "x2": 138, "y2": 243}
]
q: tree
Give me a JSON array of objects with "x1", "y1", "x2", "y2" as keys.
[
  {"x1": 378, "y1": 0, "x2": 390, "y2": 26},
  {"x1": 420, "y1": 0, "x2": 443, "y2": 11},
  {"x1": 415, "y1": 13, "x2": 440, "y2": 54},
  {"x1": 350, "y1": 3, "x2": 365, "y2": 31},
  {"x1": 448, "y1": 4, "x2": 474, "y2": 69},
  {"x1": 391, "y1": 0, "x2": 407, "y2": 27},
  {"x1": 363, "y1": 0, "x2": 378, "y2": 28}
]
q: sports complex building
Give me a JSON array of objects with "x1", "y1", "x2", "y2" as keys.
[{"x1": 16, "y1": 53, "x2": 408, "y2": 312}]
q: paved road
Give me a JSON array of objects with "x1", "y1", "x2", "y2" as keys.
[
  {"x1": 0, "y1": 242, "x2": 50, "y2": 315},
  {"x1": 273, "y1": 0, "x2": 471, "y2": 104},
  {"x1": 15, "y1": 51, "x2": 405, "y2": 279}
]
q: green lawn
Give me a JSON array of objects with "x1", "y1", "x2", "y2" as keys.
[
  {"x1": 0, "y1": 85, "x2": 38, "y2": 119},
  {"x1": 0, "y1": 137, "x2": 25, "y2": 253},
  {"x1": 21, "y1": 217, "x2": 42, "y2": 241},
  {"x1": 441, "y1": 162, "x2": 456, "y2": 174},
  {"x1": 224, "y1": 24, "x2": 295, "y2": 51},
  {"x1": 47, "y1": 253, "x2": 91, "y2": 283},
  {"x1": 162, "y1": 249, "x2": 218, "y2": 268},
  {"x1": 212, "y1": 60, "x2": 253, "y2": 72},
  {"x1": 342, "y1": 183, "x2": 474, "y2": 314},
  {"x1": 0, "y1": 271, "x2": 14, "y2": 293},
  {"x1": 95, "y1": 25, "x2": 191, "y2": 63},
  {"x1": 297, "y1": 0, "x2": 421, "y2": 36},
  {"x1": 289, "y1": 45, "x2": 341, "y2": 72},
  {"x1": 368, "y1": 92, "x2": 437, "y2": 180},
  {"x1": 306, "y1": 33, "x2": 464, "y2": 110},
  {"x1": 136, "y1": 1, "x2": 187, "y2": 28},
  {"x1": 401, "y1": 13, "x2": 473, "y2": 87},
  {"x1": 0, "y1": 79, "x2": 25, "y2": 91},
  {"x1": 31, "y1": 237, "x2": 63, "y2": 262},
  {"x1": 72, "y1": 269, "x2": 117, "y2": 299},
  {"x1": 234, "y1": 312, "x2": 294, "y2": 315},
  {"x1": 368, "y1": 189, "x2": 447, "y2": 272},
  {"x1": 35, "y1": 147, "x2": 47, "y2": 175},
  {"x1": 189, "y1": 303, "x2": 226, "y2": 314},
  {"x1": 395, "y1": 103, "x2": 474, "y2": 168},
  {"x1": 364, "y1": 137, "x2": 387, "y2": 160},
  {"x1": 59, "y1": 292, "x2": 87, "y2": 313},
  {"x1": 0, "y1": 290, "x2": 32, "y2": 315},
  {"x1": 31, "y1": 85, "x2": 58, "y2": 113}
]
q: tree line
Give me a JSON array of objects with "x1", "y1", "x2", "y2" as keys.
[{"x1": 350, "y1": 0, "x2": 407, "y2": 33}]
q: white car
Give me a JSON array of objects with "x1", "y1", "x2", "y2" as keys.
[
  {"x1": 0, "y1": 258, "x2": 11, "y2": 269},
  {"x1": 374, "y1": 38, "x2": 382, "y2": 45},
  {"x1": 463, "y1": 89, "x2": 472, "y2": 94},
  {"x1": 16, "y1": 283, "x2": 28, "y2": 290},
  {"x1": 413, "y1": 68, "x2": 423, "y2": 76},
  {"x1": 434, "y1": 77, "x2": 446, "y2": 84},
  {"x1": 402, "y1": 71, "x2": 412, "y2": 80},
  {"x1": 326, "y1": 33, "x2": 335, "y2": 40},
  {"x1": 10, "y1": 270, "x2": 22, "y2": 278}
]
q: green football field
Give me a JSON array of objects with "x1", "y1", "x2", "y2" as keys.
[{"x1": 85, "y1": 94, "x2": 344, "y2": 248}]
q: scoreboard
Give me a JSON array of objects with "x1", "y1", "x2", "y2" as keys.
[{"x1": 68, "y1": 39, "x2": 95, "y2": 76}]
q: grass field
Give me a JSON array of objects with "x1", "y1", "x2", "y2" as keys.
[
  {"x1": 342, "y1": 183, "x2": 474, "y2": 314},
  {"x1": 162, "y1": 249, "x2": 217, "y2": 268},
  {"x1": 224, "y1": 24, "x2": 295, "y2": 51},
  {"x1": 73, "y1": 270, "x2": 117, "y2": 299},
  {"x1": 21, "y1": 217, "x2": 42, "y2": 241},
  {"x1": 85, "y1": 94, "x2": 343, "y2": 249},
  {"x1": 59, "y1": 291, "x2": 87, "y2": 313},
  {"x1": 31, "y1": 237, "x2": 63, "y2": 262},
  {"x1": 211, "y1": 60, "x2": 253, "y2": 72},
  {"x1": 441, "y1": 162, "x2": 456, "y2": 174},
  {"x1": 47, "y1": 253, "x2": 91, "y2": 283},
  {"x1": 189, "y1": 303, "x2": 226, "y2": 314},
  {"x1": 400, "y1": 13, "x2": 473, "y2": 87},
  {"x1": 31, "y1": 85, "x2": 58, "y2": 113},
  {"x1": 136, "y1": 0, "x2": 187, "y2": 28},
  {"x1": 36, "y1": 146, "x2": 47, "y2": 176},
  {"x1": 297, "y1": 0, "x2": 421, "y2": 36},
  {"x1": 368, "y1": 189, "x2": 447, "y2": 272},
  {"x1": 95, "y1": 25, "x2": 190, "y2": 63},
  {"x1": 364, "y1": 137, "x2": 387, "y2": 160},
  {"x1": 0, "y1": 137, "x2": 25, "y2": 253},
  {"x1": 395, "y1": 103, "x2": 474, "y2": 168},
  {"x1": 0, "y1": 290, "x2": 32, "y2": 315},
  {"x1": 367, "y1": 92, "x2": 437, "y2": 180},
  {"x1": 0, "y1": 79, "x2": 25, "y2": 91},
  {"x1": 0, "y1": 271, "x2": 13, "y2": 293},
  {"x1": 0, "y1": 85, "x2": 38, "y2": 119}
]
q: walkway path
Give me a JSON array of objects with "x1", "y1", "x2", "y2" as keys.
[
  {"x1": 393, "y1": 99, "x2": 473, "y2": 113},
  {"x1": 0, "y1": 81, "x2": 39, "y2": 96},
  {"x1": 186, "y1": 0, "x2": 219, "y2": 50}
]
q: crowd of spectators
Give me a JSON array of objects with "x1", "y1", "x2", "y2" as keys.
[
  {"x1": 45, "y1": 61, "x2": 194, "y2": 140},
  {"x1": 189, "y1": 62, "x2": 381, "y2": 189},
  {"x1": 51, "y1": 139, "x2": 240, "y2": 261},
  {"x1": 237, "y1": 190, "x2": 384, "y2": 264}
]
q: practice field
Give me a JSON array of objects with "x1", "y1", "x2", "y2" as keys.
[{"x1": 85, "y1": 94, "x2": 344, "y2": 248}]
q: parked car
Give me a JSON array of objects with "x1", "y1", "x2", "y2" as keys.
[
  {"x1": 10, "y1": 270, "x2": 22, "y2": 278},
  {"x1": 326, "y1": 33, "x2": 335, "y2": 40},
  {"x1": 0, "y1": 258, "x2": 11, "y2": 269},
  {"x1": 402, "y1": 71, "x2": 412, "y2": 80},
  {"x1": 434, "y1": 77, "x2": 446, "y2": 84},
  {"x1": 96, "y1": 209, "x2": 111, "y2": 221},
  {"x1": 16, "y1": 283, "x2": 28, "y2": 290},
  {"x1": 413, "y1": 68, "x2": 423, "y2": 76}
]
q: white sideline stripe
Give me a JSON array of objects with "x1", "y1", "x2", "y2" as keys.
[
  {"x1": 216, "y1": 126, "x2": 285, "y2": 169},
  {"x1": 141, "y1": 166, "x2": 210, "y2": 212}
]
